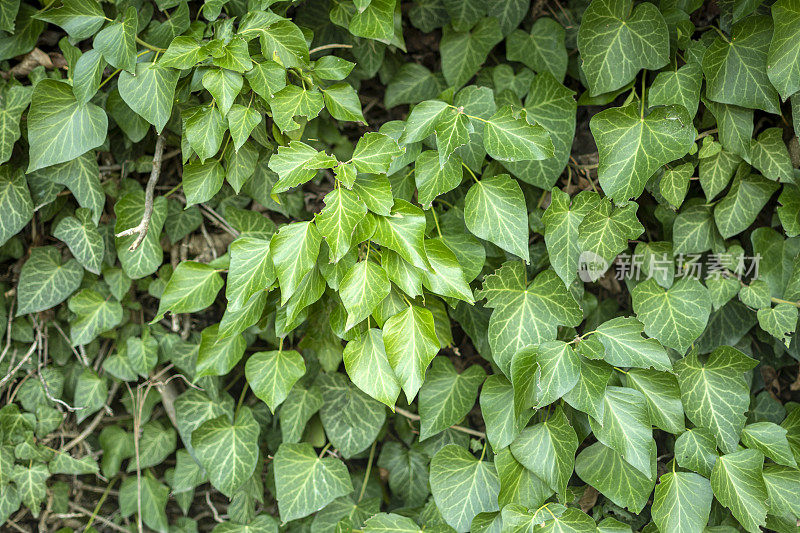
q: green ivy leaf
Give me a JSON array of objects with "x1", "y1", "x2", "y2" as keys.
[
  {"x1": 626, "y1": 368, "x2": 685, "y2": 434},
  {"x1": 17, "y1": 246, "x2": 83, "y2": 316},
  {"x1": 510, "y1": 405, "x2": 578, "y2": 498},
  {"x1": 343, "y1": 328, "x2": 401, "y2": 408},
  {"x1": 383, "y1": 304, "x2": 439, "y2": 402},
  {"x1": 245, "y1": 350, "x2": 306, "y2": 413},
  {"x1": 192, "y1": 406, "x2": 260, "y2": 498},
  {"x1": 574, "y1": 441, "x2": 656, "y2": 513},
  {"x1": 34, "y1": 0, "x2": 105, "y2": 39},
  {"x1": 26, "y1": 79, "x2": 107, "y2": 172},
  {"x1": 652, "y1": 472, "x2": 713, "y2": 533},
  {"x1": 483, "y1": 106, "x2": 553, "y2": 163},
  {"x1": 119, "y1": 471, "x2": 170, "y2": 532},
  {"x1": 118, "y1": 62, "x2": 179, "y2": 133},
  {"x1": 154, "y1": 261, "x2": 223, "y2": 321},
  {"x1": 506, "y1": 18, "x2": 567, "y2": 80},
  {"x1": 419, "y1": 357, "x2": 485, "y2": 440},
  {"x1": 94, "y1": 6, "x2": 137, "y2": 74},
  {"x1": 631, "y1": 278, "x2": 711, "y2": 353},
  {"x1": 714, "y1": 169, "x2": 778, "y2": 239},
  {"x1": 271, "y1": 221, "x2": 322, "y2": 304},
  {"x1": 577, "y1": 0, "x2": 669, "y2": 95},
  {"x1": 589, "y1": 386, "x2": 653, "y2": 477},
  {"x1": 767, "y1": 0, "x2": 800, "y2": 100},
  {"x1": 68, "y1": 289, "x2": 123, "y2": 347},
  {"x1": 465, "y1": 174, "x2": 529, "y2": 262},
  {"x1": 710, "y1": 449, "x2": 768, "y2": 533},
  {"x1": 674, "y1": 346, "x2": 757, "y2": 453},
  {"x1": 317, "y1": 372, "x2": 386, "y2": 457},
  {"x1": 430, "y1": 444, "x2": 499, "y2": 532},
  {"x1": 590, "y1": 101, "x2": 695, "y2": 203},
  {"x1": 440, "y1": 17, "x2": 503, "y2": 88}
]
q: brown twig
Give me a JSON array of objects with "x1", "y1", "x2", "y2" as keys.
[
  {"x1": 394, "y1": 407, "x2": 486, "y2": 438},
  {"x1": 115, "y1": 135, "x2": 167, "y2": 251},
  {"x1": 309, "y1": 43, "x2": 353, "y2": 54}
]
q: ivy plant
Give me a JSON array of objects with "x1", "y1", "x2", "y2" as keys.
[{"x1": 0, "y1": 0, "x2": 799, "y2": 531}]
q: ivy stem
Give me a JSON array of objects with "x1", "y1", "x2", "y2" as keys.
[
  {"x1": 478, "y1": 442, "x2": 487, "y2": 461},
  {"x1": 394, "y1": 407, "x2": 486, "y2": 438},
  {"x1": 431, "y1": 208, "x2": 442, "y2": 238},
  {"x1": 135, "y1": 36, "x2": 165, "y2": 52},
  {"x1": 462, "y1": 163, "x2": 479, "y2": 184},
  {"x1": 309, "y1": 43, "x2": 353, "y2": 54},
  {"x1": 319, "y1": 442, "x2": 332, "y2": 458},
  {"x1": 358, "y1": 441, "x2": 377, "y2": 502},
  {"x1": 235, "y1": 381, "x2": 248, "y2": 416},
  {"x1": 97, "y1": 69, "x2": 122, "y2": 90}
]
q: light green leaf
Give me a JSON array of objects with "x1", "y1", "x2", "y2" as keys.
[
  {"x1": 660, "y1": 163, "x2": 693, "y2": 209},
  {"x1": 674, "y1": 346, "x2": 757, "y2": 453},
  {"x1": 440, "y1": 17, "x2": 503, "y2": 88},
  {"x1": 238, "y1": 16, "x2": 309, "y2": 68},
  {"x1": 42, "y1": 152, "x2": 104, "y2": 224},
  {"x1": 280, "y1": 385, "x2": 323, "y2": 443},
  {"x1": 762, "y1": 464, "x2": 800, "y2": 519},
  {"x1": 34, "y1": 0, "x2": 105, "y2": 39},
  {"x1": 414, "y1": 150, "x2": 463, "y2": 209},
  {"x1": 227, "y1": 236, "x2": 275, "y2": 310},
  {"x1": 510, "y1": 405, "x2": 578, "y2": 497},
  {"x1": 339, "y1": 260, "x2": 390, "y2": 329},
  {"x1": 68, "y1": 289, "x2": 123, "y2": 347},
  {"x1": 465, "y1": 173, "x2": 529, "y2": 262},
  {"x1": 372, "y1": 199, "x2": 430, "y2": 270},
  {"x1": 506, "y1": 18, "x2": 567, "y2": 80},
  {"x1": 480, "y1": 374, "x2": 528, "y2": 449},
  {"x1": 767, "y1": 0, "x2": 800, "y2": 99},
  {"x1": 626, "y1": 368, "x2": 685, "y2": 433},
  {"x1": 270, "y1": 85, "x2": 324, "y2": 133},
  {"x1": 589, "y1": 386, "x2": 653, "y2": 477},
  {"x1": 118, "y1": 62, "x2": 179, "y2": 133},
  {"x1": 481, "y1": 265, "x2": 582, "y2": 375},
  {"x1": 323, "y1": 83, "x2": 366, "y2": 123},
  {"x1": 343, "y1": 328, "x2": 401, "y2": 408},
  {"x1": 383, "y1": 304, "x2": 439, "y2": 401},
  {"x1": 72, "y1": 368, "x2": 109, "y2": 423},
  {"x1": 419, "y1": 357, "x2": 485, "y2": 440},
  {"x1": 703, "y1": 15, "x2": 779, "y2": 114},
  {"x1": 562, "y1": 356, "x2": 613, "y2": 421},
  {"x1": 0, "y1": 167, "x2": 32, "y2": 247},
  {"x1": 119, "y1": 472, "x2": 169, "y2": 532},
  {"x1": 543, "y1": 188, "x2": 601, "y2": 286},
  {"x1": 430, "y1": 444, "x2": 499, "y2": 532},
  {"x1": 274, "y1": 442, "x2": 353, "y2": 522},
  {"x1": 631, "y1": 277, "x2": 711, "y2": 353},
  {"x1": 317, "y1": 372, "x2": 386, "y2": 457},
  {"x1": 154, "y1": 261, "x2": 223, "y2": 321},
  {"x1": 574, "y1": 441, "x2": 656, "y2": 513},
  {"x1": 245, "y1": 60, "x2": 287, "y2": 99},
  {"x1": 741, "y1": 422, "x2": 797, "y2": 467},
  {"x1": 710, "y1": 449, "x2": 768, "y2": 533},
  {"x1": 268, "y1": 141, "x2": 337, "y2": 195},
  {"x1": 72, "y1": 49, "x2": 105, "y2": 105},
  {"x1": 93, "y1": 6, "x2": 137, "y2": 73},
  {"x1": 316, "y1": 188, "x2": 367, "y2": 263},
  {"x1": 54, "y1": 208, "x2": 103, "y2": 276},
  {"x1": 114, "y1": 192, "x2": 167, "y2": 279},
  {"x1": 422, "y1": 238, "x2": 475, "y2": 303},
  {"x1": 483, "y1": 106, "x2": 553, "y2": 162},
  {"x1": 714, "y1": 168, "x2": 778, "y2": 239},
  {"x1": 228, "y1": 105, "x2": 263, "y2": 152},
  {"x1": 757, "y1": 303, "x2": 798, "y2": 346},
  {"x1": 184, "y1": 105, "x2": 225, "y2": 161},
  {"x1": 699, "y1": 149, "x2": 741, "y2": 201},
  {"x1": 577, "y1": 0, "x2": 669, "y2": 95},
  {"x1": 351, "y1": 132, "x2": 401, "y2": 174},
  {"x1": 350, "y1": 0, "x2": 395, "y2": 41},
  {"x1": 159, "y1": 36, "x2": 209, "y2": 69},
  {"x1": 648, "y1": 62, "x2": 703, "y2": 117},
  {"x1": 496, "y1": 446, "x2": 553, "y2": 509},
  {"x1": 16, "y1": 246, "x2": 83, "y2": 315},
  {"x1": 577, "y1": 199, "x2": 643, "y2": 279},
  {"x1": 203, "y1": 68, "x2": 243, "y2": 117},
  {"x1": 183, "y1": 159, "x2": 225, "y2": 206},
  {"x1": 652, "y1": 472, "x2": 713, "y2": 533},
  {"x1": 26, "y1": 79, "x2": 107, "y2": 172},
  {"x1": 750, "y1": 127, "x2": 794, "y2": 183},
  {"x1": 675, "y1": 427, "x2": 718, "y2": 477},
  {"x1": 401, "y1": 99, "x2": 449, "y2": 143},
  {"x1": 195, "y1": 324, "x2": 247, "y2": 378},
  {"x1": 271, "y1": 221, "x2": 322, "y2": 304},
  {"x1": 192, "y1": 407, "x2": 260, "y2": 498},
  {"x1": 590, "y1": 101, "x2": 695, "y2": 203},
  {"x1": 246, "y1": 350, "x2": 306, "y2": 413}
]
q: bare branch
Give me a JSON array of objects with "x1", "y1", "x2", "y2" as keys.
[{"x1": 115, "y1": 135, "x2": 168, "y2": 251}]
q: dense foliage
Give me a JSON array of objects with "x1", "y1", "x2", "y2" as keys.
[{"x1": 0, "y1": 0, "x2": 799, "y2": 531}]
